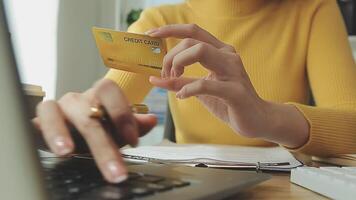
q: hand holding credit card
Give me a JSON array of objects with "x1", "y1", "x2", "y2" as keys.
[{"x1": 92, "y1": 27, "x2": 167, "y2": 76}]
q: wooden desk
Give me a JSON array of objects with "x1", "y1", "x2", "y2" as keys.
[
  {"x1": 230, "y1": 172, "x2": 327, "y2": 200},
  {"x1": 230, "y1": 154, "x2": 330, "y2": 199}
]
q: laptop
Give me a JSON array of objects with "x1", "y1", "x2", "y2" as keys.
[{"x1": 0, "y1": 1, "x2": 270, "y2": 200}]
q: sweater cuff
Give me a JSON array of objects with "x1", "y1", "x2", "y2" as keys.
[{"x1": 285, "y1": 103, "x2": 356, "y2": 157}]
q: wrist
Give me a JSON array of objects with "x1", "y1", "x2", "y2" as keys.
[
  {"x1": 258, "y1": 100, "x2": 281, "y2": 139},
  {"x1": 260, "y1": 101, "x2": 310, "y2": 148},
  {"x1": 229, "y1": 96, "x2": 274, "y2": 139}
]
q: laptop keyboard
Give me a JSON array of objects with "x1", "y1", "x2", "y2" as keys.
[{"x1": 42, "y1": 159, "x2": 190, "y2": 200}]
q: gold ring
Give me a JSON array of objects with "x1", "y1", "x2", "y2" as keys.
[{"x1": 89, "y1": 106, "x2": 106, "y2": 119}]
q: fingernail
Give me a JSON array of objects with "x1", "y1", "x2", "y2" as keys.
[
  {"x1": 130, "y1": 142, "x2": 139, "y2": 148},
  {"x1": 176, "y1": 92, "x2": 183, "y2": 99},
  {"x1": 145, "y1": 28, "x2": 159, "y2": 36},
  {"x1": 149, "y1": 76, "x2": 154, "y2": 82},
  {"x1": 53, "y1": 136, "x2": 72, "y2": 155},
  {"x1": 106, "y1": 161, "x2": 127, "y2": 183},
  {"x1": 149, "y1": 76, "x2": 158, "y2": 82}
]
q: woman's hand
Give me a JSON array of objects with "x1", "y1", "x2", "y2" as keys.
[
  {"x1": 33, "y1": 79, "x2": 157, "y2": 183},
  {"x1": 148, "y1": 24, "x2": 309, "y2": 147},
  {"x1": 148, "y1": 24, "x2": 268, "y2": 138}
]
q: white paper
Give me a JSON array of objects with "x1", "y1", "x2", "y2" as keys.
[{"x1": 122, "y1": 143, "x2": 302, "y2": 171}]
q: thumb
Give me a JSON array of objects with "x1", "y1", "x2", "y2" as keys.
[
  {"x1": 176, "y1": 79, "x2": 223, "y2": 99},
  {"x1": 149, "y1": 76, "x2": 197, "y2": 91}
]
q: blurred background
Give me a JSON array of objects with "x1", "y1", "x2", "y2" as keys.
[
  {"x1": 5, "y1": 0, "x2": 183, "y2": 145},
  {"x1": 4, "y1": 0, "x2": 356, "y2": 145}
]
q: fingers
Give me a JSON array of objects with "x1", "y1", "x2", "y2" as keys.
[
  {"x1": 78, "y1": 119, "x2": 127, "y2": 183},
  {"x1": 176, "y1": 79, "x2": 226, "y2": 99},
  {"x1": 149, "y1": 76, "x2": 196, "y2": 91},
  {"x1": 93, "y1": 79, "x2": 139, "y2": 147},
  {"x1": 150, "y1": 76, "x2": 230, "y2": 101},
  {"x1": 36, "y1": 101, "x2": 74, "y2": 155},
  {"x1": 76, "y1": 118, "x2": 127, "y2": 183},
  {"x1": 36, "y1": 79, "x2": 146, "y2": 183},
  {"x1": 147, "y1": 24, "x2": 238, "y2": 78},
  {"x1": 59, "y1": 92, "x2": 127, "y2": 183},
  {"x1": 32, "y1": 117, "x2": 41, "y2": 130},
  {"x1": 162, "y1": 38, "x2": 200, "y2": 78},
  {"x1": 170, "y1": 42, "x2": 233, "y2": 77},
  {"x1": 134, "y1": 114, "x2": 158, "y2": 136},
  {"x1": 147, "y1": 24, "x2": 226, "y2": 49}
]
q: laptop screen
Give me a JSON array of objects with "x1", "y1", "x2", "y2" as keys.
[{"x1": 0, "y1": 1, "x2": 46, "y2": 200}]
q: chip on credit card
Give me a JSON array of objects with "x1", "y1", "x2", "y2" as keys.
[{"x1": 92, "y1": 27, "x2": 167, "y2": 76}]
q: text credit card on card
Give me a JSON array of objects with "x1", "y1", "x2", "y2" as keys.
[{"x1": 92, "y1": 27, "x2": 167, "y2": 76}]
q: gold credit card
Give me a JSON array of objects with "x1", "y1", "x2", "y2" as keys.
[{"x1": 92, "y1": 27, "x2": 167, "y2": 76}]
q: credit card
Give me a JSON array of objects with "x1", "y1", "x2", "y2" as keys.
[{"x1": 92, "y1": 27, "x2": 167, "y2": 76}]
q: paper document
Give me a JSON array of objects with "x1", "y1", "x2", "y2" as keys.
[{"x1": 122, "y1": 143, "x2": 303, "y2": 171}]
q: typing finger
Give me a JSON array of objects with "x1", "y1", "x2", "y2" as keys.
[
  {"x1": 36, "y1": 100, "x2": 74, "y2": 155},
  {"x1": 59, "y1": 93, "x2": 127, "y2": 183},
  {"x1": 134, "y1": 113, "x2": 158, "y2": 136},
  {"x1": 92, "y1": 79, "x2": 139, "y2": 147},
  {"x1": 32, "y1": 117, "x2": 41, "y2": 130}
]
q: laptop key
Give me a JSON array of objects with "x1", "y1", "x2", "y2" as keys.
[
  {"x1": 47, "y1": 165, "x2": 186, "y2": 198},
  {"x1": 78, "y1": 185, "x2": 133, "y2": 200},
  {"x1": 63, "y1": 178, "x2": 75, "y2": 184},
  {"x1": 161, "y1": 179, "x2": 191, "y2": 188},
  {"x1": 128, "y1": 172, "x2": 142, "y2": 180},
  {"x1": 79, "y1": 180, "x2": 104, "y2": 189},
  {"x1": 128, "y1": 180, "x2": 173, "y2": 192},
  {"x1": 137, "y1": 174, "x2": 165, "y2": 183},
  {"x1": 67, "y1": 186, "x2": 82, "y2": 194},
  {"x1": 144, "y1": 182, "x2": 173, "y2": 192},
  {"x1": 171, "y1": 180, "x2": 190, "y2": 187},
  {"x1": 49, "y1": 193, "x2": 72, "y2": 200},
  {"x1": 130, "y1": 186, "x2": 155, "y2": 196},
  {"x1": 49, "y1": 187, "x2": 81, "y2": 200},
  {"x1": 66, "y1": 182, "x2": 98, "y2": 194},
  {"x1": 46, "y1": 177, "x2": 80, "y2": 188}
]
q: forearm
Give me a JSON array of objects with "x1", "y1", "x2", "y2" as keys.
[{"x1": 261, "y1": 101, "x2": 310, "y2": 148}]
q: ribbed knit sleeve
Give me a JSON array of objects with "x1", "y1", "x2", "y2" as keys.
[
  {"x1": 288, "y1": 0, "x2": 356, "y2": 156},
  {"x1": 105, "y1": 8, "x2": 165, "y2": 103}
]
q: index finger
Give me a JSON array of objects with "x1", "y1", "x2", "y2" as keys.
[
  {"x1": 147, "y1": 24, "x2": 226, "y2": 49},
  {"x1": 90, "y1": 80, "x2": 139, "y2": 146}
]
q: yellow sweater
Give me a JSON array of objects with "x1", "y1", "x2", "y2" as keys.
[{"x1": 106, "y1": 0, "x2": 356, "y2": 156}]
